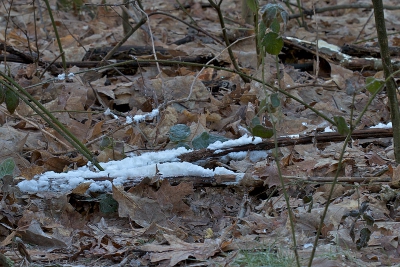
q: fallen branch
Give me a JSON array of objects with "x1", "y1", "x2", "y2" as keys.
[{"x1": 179, "y1": 128, "x2": 393, "y2": 162}]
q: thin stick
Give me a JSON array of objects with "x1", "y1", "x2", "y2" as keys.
[
  {"x1": 0, "y1": 106, "x2": 72, "y2": 150},
  {"x1": 187, "y1": 35, "x2": 254, "y2": 100},
  {"x1": 354, "y1": 10, "x2": 374, "y2": 43},
  {"x1": 313, "y1": 2, "x2": 319, "y2": 79},
  {"x1": 290, "y1": 3, "x2": 400, "y2": 19},
  {"x1": 148, "y1": 11, "x2": 223, "y2": 45}
]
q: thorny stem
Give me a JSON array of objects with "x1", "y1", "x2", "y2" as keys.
[
  {"x1": 295, "y1": 0, "x2": 307, "y2": 28},
  {"x1": 308, "y1": 131, "x2": 352, "y2": 266},
  {"x1": 43, "y1": 0, "x2": 66, "y2": 71},
  {"x1": 272, "y1": 126, "x2": 300, "y2": 267},
  {"x1": 307, "y1": 69, "x2": 400, "y2": 266},
  {"x1": 372, "y1": 0, "x2": 400, "y2": 163},
  {"x1": 2, "y1": 0, "x2": 12, "y2": 66},
  {"x1": 208, "y1": 0, "x2": 250, "y2": 83},
  {"x1": 252, "y1": 1, "x2": 262, "y2": 67},
  {"x1": 122, "y1": 0, "x2": 130, "y2": 36},
  {"x1": 0, "y1": 72, "x2": 104, "y2": 171},
  {"x1": 270, "y1": 55, "x2": 300, "y2": 267}
]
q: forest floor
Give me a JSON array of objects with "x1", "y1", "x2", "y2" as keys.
[{"x1": 1, "y1": 0, "x2": 400, "y2": 266}]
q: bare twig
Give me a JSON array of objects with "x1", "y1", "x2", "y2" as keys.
[
  {"x1": 0, "y1": 106, "x2": 72, "y2": 150},
  {"x1": 100, "y1": 6, "x2": 147, "y2": 64},
  {"x1": 43, "y1": 0, "x2": 67, "y2": 71},
  {"x1": 148, "y1": 11, "x2": 223, "y2": 45},
  {"x1": 289, "y1": 3, "x2": 400, "y2": 19},
  {"x1": 208, "y1": 0, "x2": 250, "y2": 83},
  {"x1": 355, "y1": 10, "x2": 374, "y2": 43},
  {"x1": 187, "y1": 35, "x2": 254, "y2": 100},
  {"x1": 313, "y1": 2, "x2": 319, "y2": 78}
]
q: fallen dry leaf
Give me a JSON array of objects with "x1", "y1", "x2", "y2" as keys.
[{"x1": 141, "y1": 234, "x2": 221, "y2": 266}]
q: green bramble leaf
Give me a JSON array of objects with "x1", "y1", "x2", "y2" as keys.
[
  {"x1": 246, "y1": 0, "x2": 258, "y2": 13},
  {"x1": 270, "y1": 93, "x2": 280, "y2": 108},
  {"x1": 269, "y1": 18, "x2": 280, "y2": 33},
  {"x1": 258, "y1": 97, "x2": 267, "y2": 113},
  {"x1": 100, "y1": 136, "x2": 114, "y2": 150},
  {"x1": 99, "y1": 194, "x2": 118, "y2": 213},
  {"x1": 262, "y1": 32, "x2": 284, "y2": 55},
  {"x1": 169, "y1": 124, "x2": 191, "y2": 142},
  {"x1": 192, "y1": 132, "x2": 229, "y2": 149},
  {"x1": 251, "y1": 117, "x2": 261, "y2": 127},
  {"x1": 0, "y1": 158, "x2": 15, "y2": 179},
  {"x1": 5, "y1": 89, "x2": 19, "y2": 114},
  {"x1": 0, "y1": 85, "x2": 5, "y2": 105},
  {"x1": 251, "y1": 124, "x2": 274, "y2": 138},
  {"x1": 175, "y1": 142, "x2": 191, "y2": 149},
  {"x1": 363, "y1": 213, "x2": 375, "y2": 226},
  {"x1": 365, "y1": 77, "x2": 384, "y2": 94},
  {"x1": 261, "y1": 3, "x2": 289, "y2": 32},
  {"x1": 258, "y1": 21, "x2": 267, "y2": 44},
  {"x1": 333, "y1": 116, "x2": 349, "y2": 136},
  {"x1": 356, "y1": 228, "x2": 371, "y2": 250}
]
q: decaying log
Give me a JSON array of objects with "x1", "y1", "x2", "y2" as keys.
[
  {"x1": 3, "y1": 39, "x2": 397, "y2": 75},
  {"x1": 341, "y1": 44, "x2": 400, "y2": 58},
  {"x1": 341, "y1": 57, "x2": 400, "y2": 72},
  {"x1": 0, "y1": 55, "x2": 219, "y2": 70},
  {"x1": 179, "y1": 128, "x2": 394, "y2": 162}
]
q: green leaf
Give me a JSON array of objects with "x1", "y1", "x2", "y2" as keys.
[
  {"x1": 261, "y1": 3, "x2": 279, "y2": 27},
  {"x1": 5, "y1": 89, "x2": 19, "y2": 114},
  {"x1": 270, "y1": 93, "x2": 280, "y2": 108},
  {"x1": 251, "y1": 117, "x2": 261, "y2": 127},
  {"x1": 192, "y1": 132, "x2": 229, "y2": 149},
  {"x1": 346, "y1": 210, "x2": 360, "y2": 218},
  {"x1": 0, "y1": 158, "x2": 15, "y2": 179},
  {"x1": 258, "y1": 21, "x2": 267, "y2": 44},
  {"x1": 360, "y1": 201, "x2": 369, "y2": 213},
  {"x1": 258, "y1": 97, "x2": 267, "y2": 113},
  {"x1": 0, "y1": 85, "x2": 5, "y2": 105},
  {"x1": 333, "y1": 116, "x2": 349, "y2": 136},
  {"x1": 356, "y1": 228, "x2": 371, "y2": 250},
  {"x1": 99, "y1": 194, "x2": 118, "y2": 213},
  {"x1": 246, "y1": 0, "x2": 258, "y2": 14},
  {"x1": 261, "y1": 3, "x2": 289, "y2": 31},
  {"x1": 270, "y1": 18, "x2": 280, "y2": 33},
  {"x1": 100, "y1": 136, "x2": 114, "y2": 150},
  {"x1": 169, "y1": 124, "x2": 191, "y2": 142},
  {"x1": 363, "y1": 213, "x2": 375, "y2": 226},
  {"x1": 251, "y1": 124, "x2": 274, "y2": 138},
  {"x1": 262, "y1": 32, "x2": 284, "y2": 55},
  {"x1": 175, "y1": 142, "x2": 191, "y2": 150},
  {"x1": 280, "y1": 9, "x2": 289, "y2": 30},
  {"x1": 302, "y1": 195, "x2": 313, "y2": 204},
  {"x1": 365, "y1": 77, "x2": 384, "y2": 94}
]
